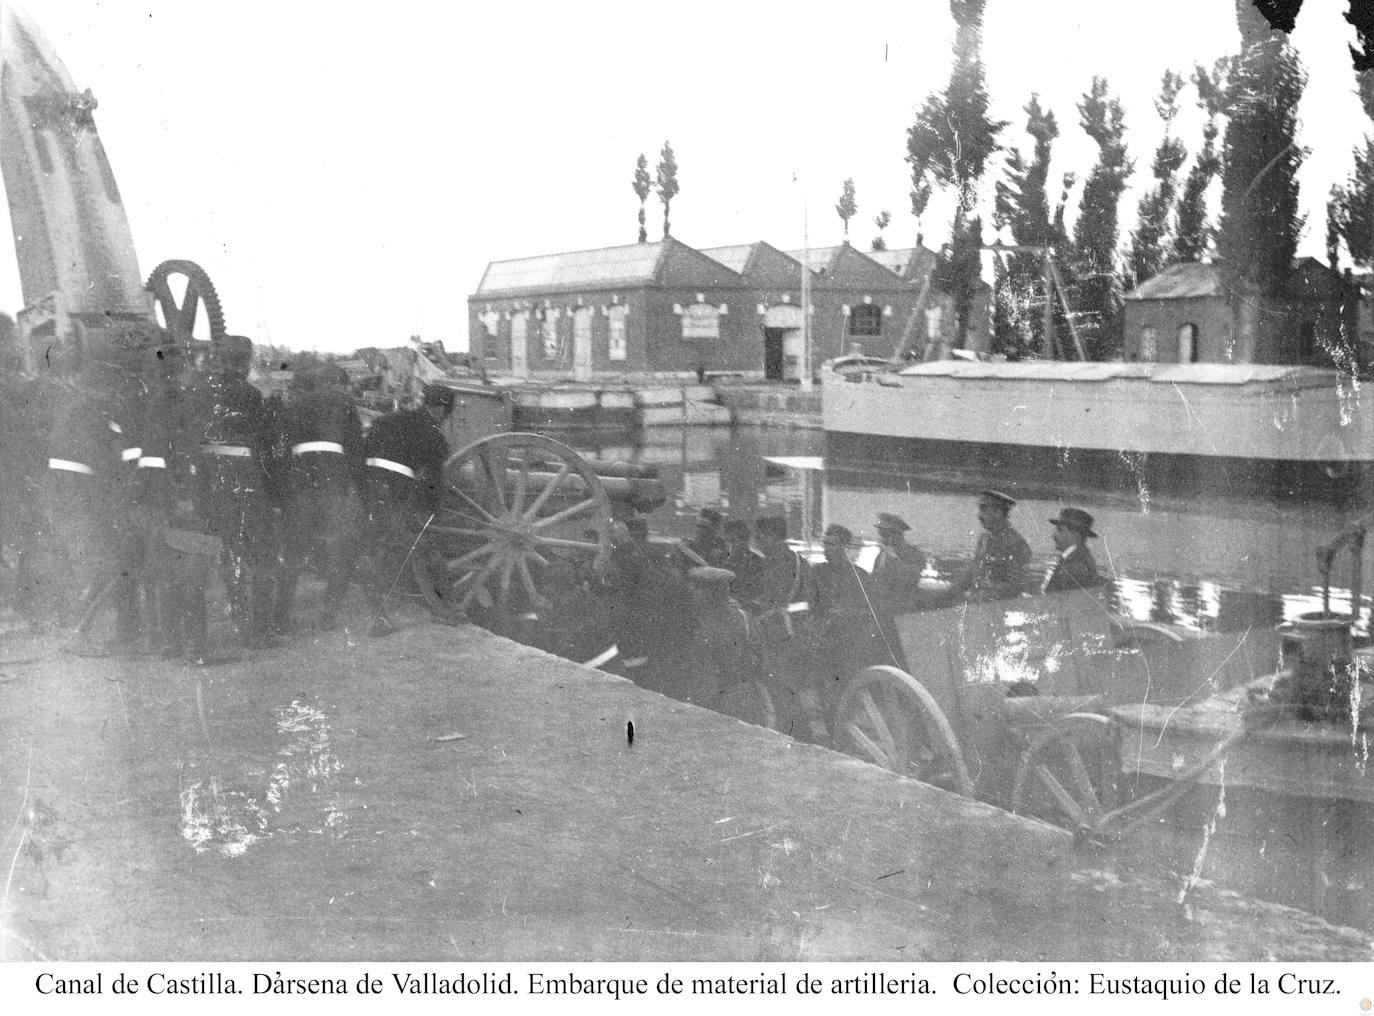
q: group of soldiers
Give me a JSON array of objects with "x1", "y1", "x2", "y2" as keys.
[
  {"x1": 39, "y1": 325, "x2": 453, "y2": 663},
  {"x1": 598, "y1": 488, "x2": 1104, "y2": 724}
]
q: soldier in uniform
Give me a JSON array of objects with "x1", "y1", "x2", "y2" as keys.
[
  {"x1": 138, "y1": 334, "x2": 224, "y2": 663},
  {"x1": 1042, "y1": 507, "x2": 1104, "y2": 593},
  {"x1": 948, "y1": 489, "x2": 1033, "y2": 601},
  {"x1": 271, "y1": 362, "x2": 367, "y2": 633},
  {"x1": 720, "y1": 517, "x2": 762, "y2": 605},
  {"x1": 199, "y1": 335, "x2": 278, "y2": 647},
  {"x1": 681, "y1": 565, "x2": 762, "y2": 717},
  {"x1": 42, "y1": 328, "x2": 148, "y2": 653},
  {"x1": 360, "y1": 384, "x2": 454, "y2": 636},
  {"x1": 683, "y1": 507, "x2": 726, "y2": 567},
  {"x1": 748, "y1": 514, "x2": 818, "y2": 737},
  {"x1": 813, "y1": 523, "x2": 892, "y2": 689}
]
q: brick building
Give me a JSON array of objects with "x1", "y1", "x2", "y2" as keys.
[
  {"x1": 1122, "y1": 259, "x2": 1360, "y2": 366},
  {"x1": 469, "y1": 238, "x2": 990, "y2": 380}
]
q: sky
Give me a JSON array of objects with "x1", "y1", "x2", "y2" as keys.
[{"x1": 0, "y1": 0, "x2": 1367, "y2": 354}]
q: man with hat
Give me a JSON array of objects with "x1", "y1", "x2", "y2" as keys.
[
  {"x1": 948, "y1": 490, "x2": 1032, "y2": 601},
  {"x1": 872, "y1": 512, "x2": 926, "y2": 609},
  {"x1": 679, "y1": 565, "x2": 760, "y2": 712},
  {"x1": 1042, "y1": 507, "x2": 1103, "y2": 593},
  {"x1": 814, "y1": 523, "x2": 891, "y2": 686}
]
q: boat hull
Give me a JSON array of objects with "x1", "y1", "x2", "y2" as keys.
[{"x1": 822, "y1": 362, "x2": 1372, "y2": 499}]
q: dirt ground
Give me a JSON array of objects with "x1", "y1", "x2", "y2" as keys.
[{"x1": 1, "y1": 608, "x2": 1371, "y2": 963}]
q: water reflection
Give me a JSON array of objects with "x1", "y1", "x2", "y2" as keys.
[
  {"x1": 565, "y1": 426, "x2": 1371, "y2": 639},
  {"x1": 177, "y1": 697, "x2": 346, "y2": 858}
]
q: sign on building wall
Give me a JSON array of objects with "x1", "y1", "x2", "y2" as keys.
[{"x1": 682, "y1": 304, "x2": 721, "y2": 340}]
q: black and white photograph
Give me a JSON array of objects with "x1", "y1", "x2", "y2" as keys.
[{"x1": 1, "y1": 0, "x2": 1373, "y2": 992}]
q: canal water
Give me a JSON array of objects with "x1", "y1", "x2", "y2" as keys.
[{"x1": 564, "y1": 424, "x2": 1373, "y2": 637}]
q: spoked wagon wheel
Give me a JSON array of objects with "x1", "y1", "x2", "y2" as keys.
[
  {"x1": 832, "y1": 666, "x2": 973, "y2": 795},
  {"x1": 1011, "y1": 712, "x2": 1121, "y2": 841},
  {"x1": 411, "y1": 432, "x2": 612, "y2": 623}
]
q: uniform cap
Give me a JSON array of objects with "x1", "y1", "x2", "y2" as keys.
[
  {"x1": 698, "y1": 507, "x2": 724, "y2": 525},
  {"x1": 1049, "y1": 507, "x2": 1097, "y2": 537},
  {"x1": 875, "y1": 512, "x2": 910, "y2": 532},
  {"x1": 980, "y1": 489, "x2": 1017, "y2": 510}
]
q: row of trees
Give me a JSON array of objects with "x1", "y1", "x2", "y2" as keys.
[
  {"x1": 631, "y1": 143, "x2": 679, "y2": 243},
  {"x1": 898, "y1": 0, "x2": 1369, "y2": 360}
]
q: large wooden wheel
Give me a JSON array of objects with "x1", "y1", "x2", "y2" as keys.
[
  {"x1": 1010, "y1": 712, "x2": 1120, "y2": 839},
  {"x1": 412, "y1": 433, "x2": 611, "y2": 622},
  {"x1": 832, "y1": 665, "x2": 973, "y2": 794}
]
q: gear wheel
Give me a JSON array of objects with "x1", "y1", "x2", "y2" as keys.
[{"x1": 144, "y1": 259, "x2": 227, "y2": 348}]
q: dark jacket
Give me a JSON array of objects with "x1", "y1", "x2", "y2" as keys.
[
  {"x1": 1042, "y1": 544, "x2": 1102, "y2": 594},
  {"x1": 362, "y1": 408, "x2": 449, "y2": 512}
]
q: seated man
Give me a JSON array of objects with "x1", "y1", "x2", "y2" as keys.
[
  {"x1": 1042, "y1": 507, "x2": 1104, "y2": 593},
  {"x1": 947, "y1": 490, "x2": 1032, "y2": 601}
]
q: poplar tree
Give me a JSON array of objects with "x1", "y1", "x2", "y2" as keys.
[
  {"x1": 835, "y1": 179, "x2": 857, "y2": 240},
  {"x1": 906, "y1": 0, "x2": 1005, "y2": 347},
  {"x1": 1128, "y1": 71, "x2": 1187, "y2": 285},
  {"x1": 871, "y1": 210, "x2": 892, "y2": 252},
  {"x1": 1173, "y1": 59, "x2": 1230, "y2": 263},
  {"x1": 632, "y1": 154, "x2": 652, "y2": 243},
  {"x1": 1329, "y1": 4, "x2": 1373, "y2": 268},
  {"x1": 992, "y1": 96, "x2": 1066, "y2": 355},
  {"x1": 655, "y1": 142, "x2": 679, "y2": 239},
  {"x1": 1216, "y1": 1, "x2": 1307, "y2": 359},
  {"x1": 1073, "y1": 76, "x2": 1133, "y2": 358}
]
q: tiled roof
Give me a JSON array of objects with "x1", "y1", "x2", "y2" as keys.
[
  {"x1": 1124, "y1": 261, "x2": 1225, "y2": 300},
  {"x1": 476, "y1": 242, "x2": 667, "y2": 295},
  {"x1": 788, "y1": 246, "x2": 841, "y2": 273},
  {"x1": 698, "y1": 243, "x2": 755, "y2": 274}
]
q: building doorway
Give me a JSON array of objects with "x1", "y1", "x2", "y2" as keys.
[{"x1": 763, "y1": 305, "x2": 803, "y2": 381}]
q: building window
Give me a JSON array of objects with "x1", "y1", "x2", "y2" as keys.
[
  {"x1": 682, "y1": 304, "x2": 720, "y2": 341},
  {"x1": 479, "y1": 311, "x2": 501, "y2": 358},
  {"x1": 924, "y1": 305, "x2": 943, "y2": 339},
  {"x1": 849, "y1": 303, "x2": 883, "y2": 338},
  {"x1": 1139, "y1": 326, "x2": 1157, "y2": 362},
  {"x1": 608, "y1": 305, "x2": 628, "y2": 361},
  {"x1": 541, "y1": 309, "x2": 561, "y2": 359},
  {"x1": 1178, "y1": 322, "x2": 1199, "y2": 363}
]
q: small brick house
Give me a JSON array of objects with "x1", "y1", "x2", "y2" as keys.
[{"x1": 1122, "y1": 259, "x2": 1361, "y2": 366}]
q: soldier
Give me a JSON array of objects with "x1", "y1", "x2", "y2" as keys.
[
  {"x1": 720, "y1": 517, "x2": 762, "y2": 604},
  {"x1": 683, "y1": 507, "x2": 726, "y2": 567},
  {"x1": 871, "y1": 512, "x2": 925, "y2": 606},
  {"x1": 948, "y1": 489, "x2": 1033, "y2": 601},
  {"x1": 748, "y1": 514, "x2": 818, "y2": 736},
  {"x1": 271, "y1": 362, "x2": 367, "y2": 633},
  {"x1": 42, "y1": 328, "x2": 148, "y2": 654},
  {"x1": 360, "y1": 384, "x2": 454, "y2": 636},
  {"x1": 813, "y1": 523, "x2": 892, "y2": 687},
  {"x1": 199, "y1": 335, "x2": 278, "y2": 647},
  {"x1": 682, "y1": 565, "x2": 760, "y2": 713},
  {"x1": 138, "y1": 334, "x2": 225, "y2": 664},
  {"x1": 1042, "y1": 507, "x2": 1104, "y2": 593}
]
